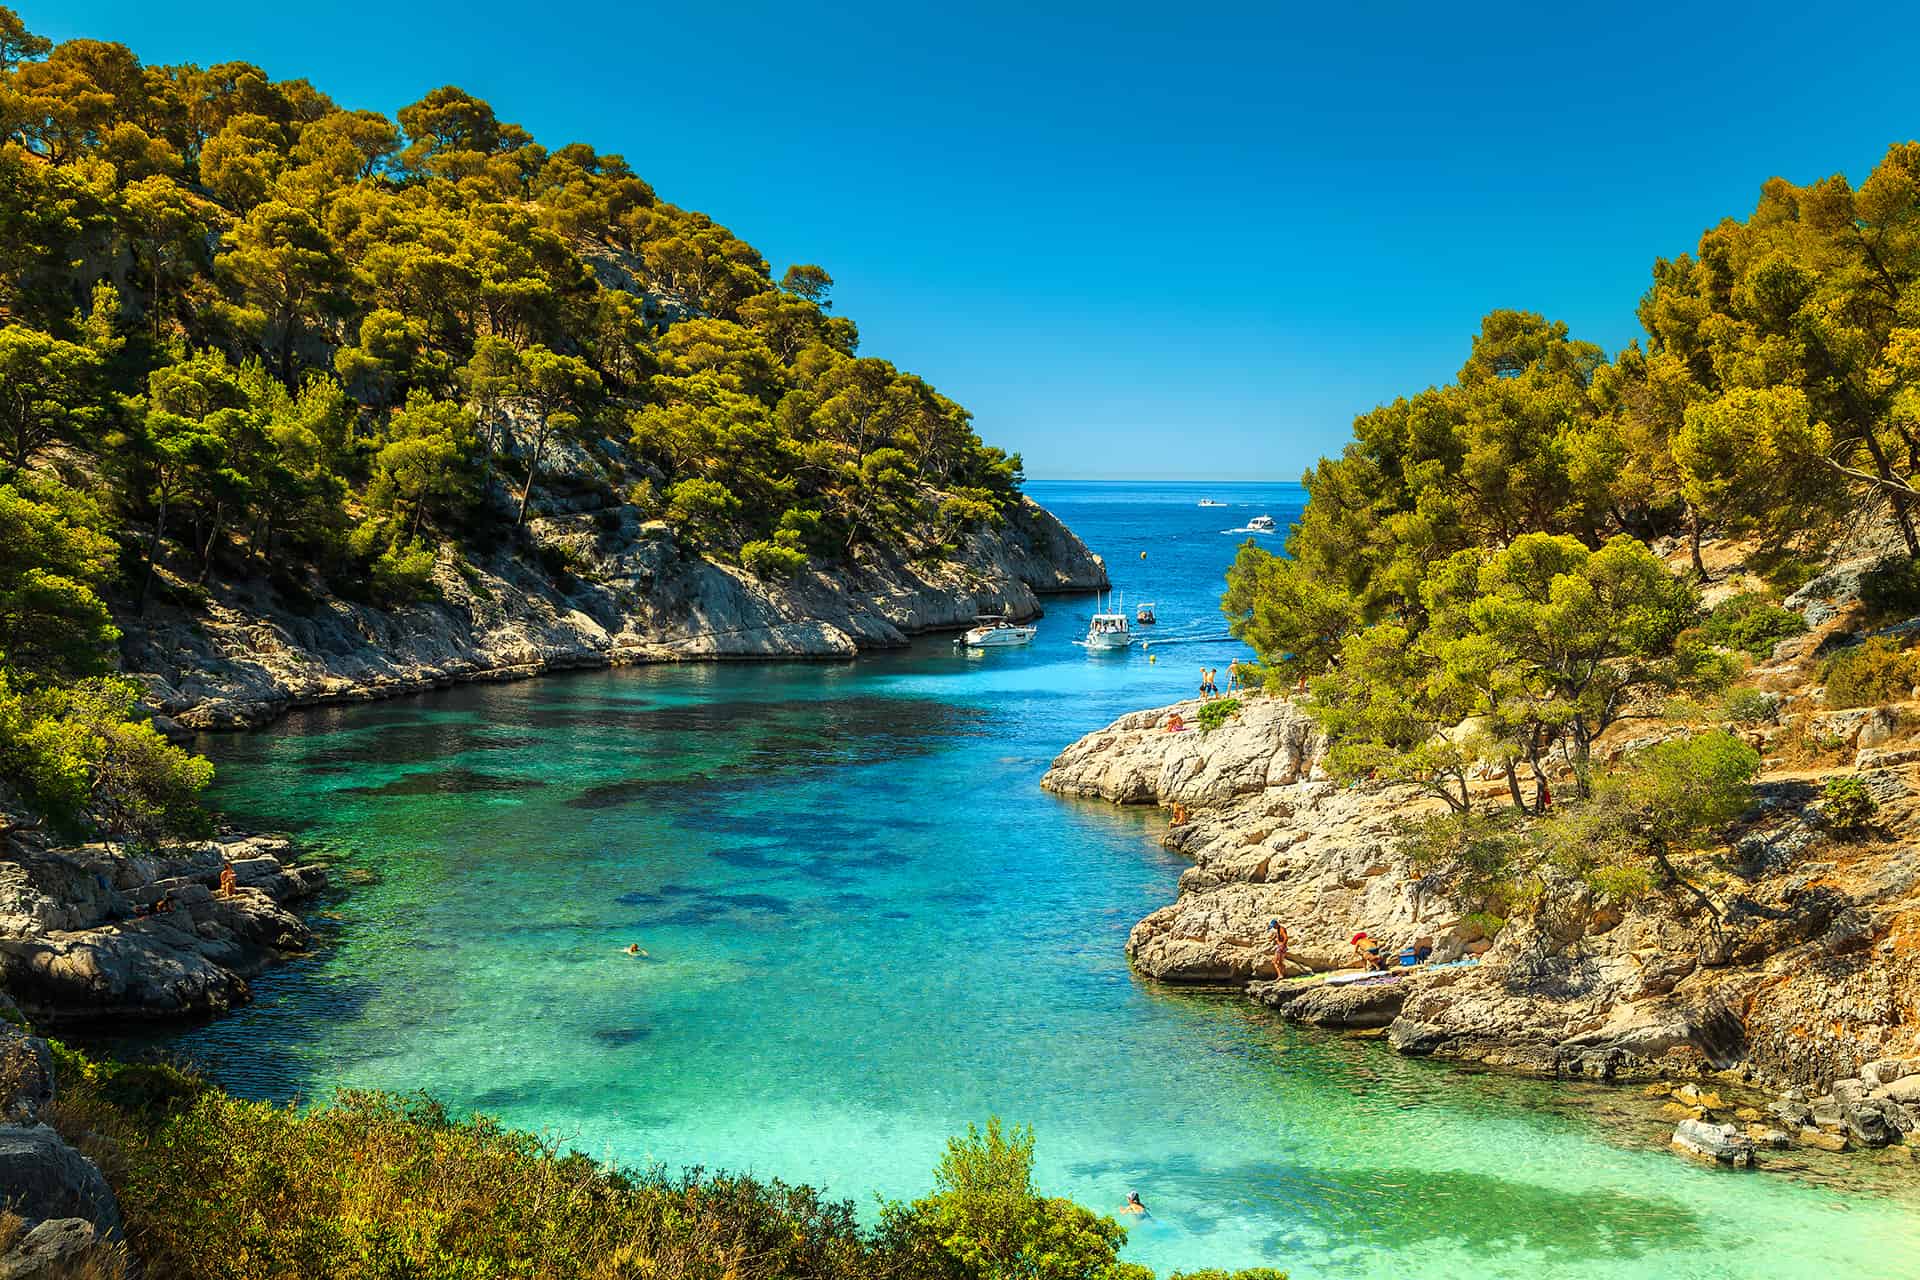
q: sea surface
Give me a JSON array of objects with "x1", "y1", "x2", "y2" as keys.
[{"x1": 129, "y1": 481, "x2": 1920, "y2": 1277}]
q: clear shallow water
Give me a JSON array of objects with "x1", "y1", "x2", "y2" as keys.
[{"x1": 131, "y1": 482, "x2": 1920, "y2": 1277}]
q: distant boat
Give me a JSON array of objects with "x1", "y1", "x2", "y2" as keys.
[
  {"x1": 1083, "y1": 591, "x2": 1131, "y2": 652},
  {"x1": 1135, "y1": 601, "x2": 1157, "y2": 625},
  {"x1": 959, "y1": 616, "x2": 1036, "y2": 647},
  {"x1": 1197, "y1": 498, "x2": 1225, "y2": 507},
  {"x1": 1247, "y1": 514, "x2": 1277, "y2": 532}
]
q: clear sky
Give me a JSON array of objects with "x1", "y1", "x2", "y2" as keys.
[{"x1": 34, "y1": 2, "x2": 1920, "y2": 480}]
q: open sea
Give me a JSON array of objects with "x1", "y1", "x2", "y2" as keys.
[{"x1": 120, "y1": 481, "x2": 1920, "y2": 1277}]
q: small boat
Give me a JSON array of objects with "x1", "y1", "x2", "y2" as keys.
[
  {"x1": 959, "y1": 615, "x2": 1036, "y2": 648},
  {"x1": 1247, "y1": 514, "x2": 1277, "y2": 532},
  {"x1": 1083, "y1": 591, "x2": 1131, "y2": 652},
  {"x1": 1135, "y1": 601, "x2": 1157, "y2": 625},
  {"x1": 1197, "y1": 498, "x2": 1225, "y2": 508}
]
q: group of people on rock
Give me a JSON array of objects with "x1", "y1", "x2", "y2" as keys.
[
  {"x1": 1264, "y1": 921, "x2": 1434, "y2": 978},
  {"x1": 1196, "y1": 663, "x2": 1256, "y2": 701}
]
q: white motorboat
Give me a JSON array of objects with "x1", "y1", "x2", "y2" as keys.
[
  {"x1": 1083, "y1": 591, "x2": 1131, "y2": 652},
  {"x1": 1247, "y1": 514, "x2": 1277, "y2": 532},
  {"x1": 959, "y1": 616, "x2": 1036, "y2": 647}
]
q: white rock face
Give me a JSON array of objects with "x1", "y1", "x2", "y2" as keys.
[
  {"x1": 122, "y1": 496, "x2": 1108, "y2": 729},
  {"x1": 1040, "y1": 696, "x2": 1322, "y2": 807}
]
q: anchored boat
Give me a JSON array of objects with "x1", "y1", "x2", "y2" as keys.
[
  {"x1": 1083, "y1": 591, "x2": 1132, "y2": 652},
  {"x1": 958, "y1": 615, "x2": 1037, "y2": 648}
]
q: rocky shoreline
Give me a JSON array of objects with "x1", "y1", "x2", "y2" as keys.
[
  {"x1": 0, "y1": 827, "x2": 326, "y2": 1026},
  {"x1": 1043, "y1": 695, "x2": 1920, "y2": 1167},
  {"x1": 123, "y1": 495, "x2": 1108, "y2": 731}
]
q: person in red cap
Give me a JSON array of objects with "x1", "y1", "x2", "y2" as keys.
[{"x1": 1351, "y1": 931, "x2": 1388, "y2": 971}]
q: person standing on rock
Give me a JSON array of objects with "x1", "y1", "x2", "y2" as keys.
[{"x1": 1268, "y1": 919, "x2": 1290, "y2": 978}]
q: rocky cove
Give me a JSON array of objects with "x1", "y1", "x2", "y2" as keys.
[{"x1": 1042, "y1": 689, "x2": 1920, "y2": 1170}]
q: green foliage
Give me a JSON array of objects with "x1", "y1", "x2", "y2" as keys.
[
  {"x1": 0, "y1": 673, "x2": 213, "y2": 842},
  {"x1": 1820, "y1": 637, "x2": 1920, "y2": 708},
  {"x1": 1394, "y1": 808, "x2": 1530, "y2": 920},
  {"x1": 1195, "y1": 698, "x2": 1240, "y2": 733},
  {"x1": 1700, "y1": 592, "x2": 1807, "y2": 660},
  {"x1": 1719, "y1": 686, "x2": 1778, "y2": 725},
  {"x1": 0, "y1": 481, "x2": 120, "y2": 684},
  {"x1": 1820, "y1": 775, "x2": 1877, "y2": 834},
  {"x1": 877, "y1": 1118, "x2": 1143, "y2": 1280},
  {"x1": 741, "y1": 534, "x2": 807, "y2": 579}
]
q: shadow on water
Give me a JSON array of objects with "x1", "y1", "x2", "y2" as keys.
[{"x1": 338, "y1": 768, "x2": 547, "y2": 797}]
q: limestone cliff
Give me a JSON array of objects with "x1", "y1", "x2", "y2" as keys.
[{"x1": 122, "y1": 493, "x2": 1107, "y2": 729}]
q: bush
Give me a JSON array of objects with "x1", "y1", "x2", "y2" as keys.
[
  {"x1": 877, "y1": 1118, "x2": 1144, "y2": 1280},
  {"x1": 1720, "y1": 686, "x2": 1778, "y2": 725},
  {"x1": 1196, "y1": 698, "x2": 1241, "y2": 733},
  {"x1": 1820, "y1": 636, "x2": 1920, "y2": 708},
  {"x1": 1859, "y1": 556, "x2": 1920, "y2": 620},
  {"x1": 0, "y1": 674, "x2": 213, "y2": 844},
  {"x1": 1700, "y1": 592, "x2": 1807, "y2": 661},
  {"x1": 741, "y1": 534, "x2": 808, "y2": 580},
  {"x1": 1820, "y1": 775, "x2": 1876, "y2": 834}
]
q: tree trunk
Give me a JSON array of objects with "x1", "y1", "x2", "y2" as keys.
[
  {"x1": 515, "y1": 420, "x2": 549, "y2": 529},
  {"x1": 1686, "y1": 502, "x2": 1709, "y2": 582},
  {"x1": 137, "y1": 491, "x2": 169, "y2": 615},
  {"x1": 198, "y1": 502, "x2": 222, "y2": 583},
  {"x1": 1861, "y1": 428, "x2": 1920, "y2": 556}
]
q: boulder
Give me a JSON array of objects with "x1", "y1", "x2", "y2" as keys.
[
  {"x1": 0, "y1": 1126, "x2": 120, "y2": 1234},
  {"x1": 1671, "y1": 1119, "x2": 1756, "y2": 1167},
  {"x1": 1799, "y1": 1127, "x2": 1849, "y2": 1152},
  {"x1": 0, "y1": 1217, "x2": 120, "y2": 1280}
]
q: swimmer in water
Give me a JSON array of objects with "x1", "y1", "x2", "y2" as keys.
[{"x1": 1120, "y1": 1191, "x2": 1148, "y2": 1216}]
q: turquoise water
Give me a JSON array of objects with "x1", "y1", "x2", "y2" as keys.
[{"x1": 138, "y1": 482, "x2": 1920, "y2": 1277}]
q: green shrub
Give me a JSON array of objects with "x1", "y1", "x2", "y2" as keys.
[
  {"x1": 1859, "y1": 556, "x2": 1920, "y2": 620},
  {"x1": 369, "y1": 539, "x2": 439, "y2": 604},
  {"x1": 1820, "y1": 775, "x2": 1876, "y2": 834},
  {"x1": 1701, "y1": 592, "x2": 1807, "y2": 660},
  {"x1": 1196, "y1": 698, "x2": 1241, "y2": 733},
  {"x1": 1720, "y1": 686, "x2": 1778, "y2": 725},
  {"x1": 1820, "y1": 637, "x2": 1920, "y2": 708},
  {"x1": 0, "y1": 674, "x2": 213, "y2": 844},
  {"x1": 876, "y1": 1118, "x2": 1145, "y2": 1280},
  {"x1": 741, "y1": 534, "x2": 808, "y2": 579}
]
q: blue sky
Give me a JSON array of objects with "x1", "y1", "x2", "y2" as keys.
[{"x1": 35, "y1": 2, "x2": 1920, "y2": 480}]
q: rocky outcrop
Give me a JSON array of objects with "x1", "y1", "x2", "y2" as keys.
[
  {"x1": 0, "y1": 831, "x2": 324, "y2": 1023},
  {"x1": 0, "y1": 1122, "x2": 125, "y2": 1280},
  {"x1": 1045, "y1": 695, "x2": 1920, "y2": 1122},
  {"x1": 123, "y1": 496, "x2": 1107, "y2": 729}
]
